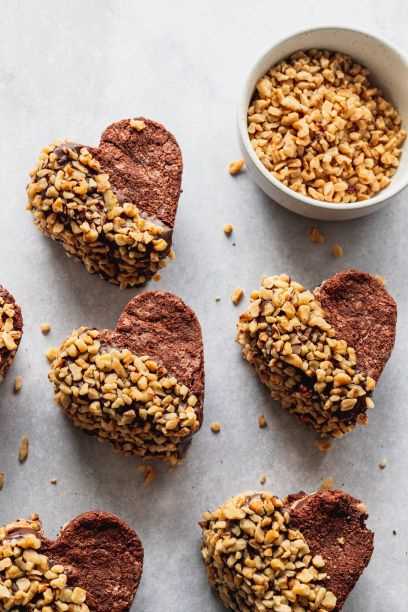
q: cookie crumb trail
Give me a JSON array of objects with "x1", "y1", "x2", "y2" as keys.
[
  {"x1": 231, "y1": 288, "x2": 244, "y2": 305},
  {"x1": 40, "y1": 322, "x2": 51, "y2": 335},
  {"x1": 319, "y1": 477, "x2": 335, "y2": 491},
  {"x1": 228, "y1": 159, "x2": 245, "y2": 175},
  {"x1": 258, "y1": 415, "x2": 267, "y2": 429},
  {"x1": 331, "y1": 243, "x2": 344, "y2": 257},
  {"x1": 130, "y1": 118, "x2": 146, "y2": 131},
  {"x1": 18, "y1": 435, "x2": 29, "y2": 463},
  {"x1": 0, "y1": 473, "x2": 4, "y2": 490},
  {"x1": 223, "y1": 223, "x2": 234, "y2": 236},
  {"x1": 210, "y1": 422, "x2": 221, "y2": 434},
  {"x1": 13, "y1": 375, "x2": 23, "y2": 393},
  {"x1": 308, "y1": 227, "x2": 326, "y2": 244}
]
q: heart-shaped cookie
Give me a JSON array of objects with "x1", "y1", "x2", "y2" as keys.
[
  {"x1": 0, "y1": 511, "x2": 143, "y2": 612},
  {"x1": 0, "y1": 285, "x2": 23, "y2": 384},
  {"x1": 27, "y1": 118, "x2": 183, "y2": 288},
  {"x1": 237, "y1": 269, "x2": 396, "y2": 438},
  {"x1": 200, "y1": 489, "x2": 373, "y2": 612},
  {"x1": 48, "y1": 291, "x2": 204, "y2": 464}
]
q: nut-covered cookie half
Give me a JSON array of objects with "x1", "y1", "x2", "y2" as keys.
[
  {"x1": 0, "y1": 511, "x2": 143, "y2": 612},
  {"x1": 48, "y1": 291, "x2": 204, "y2": 464},
  {"x1": 0, "y1": 285, "x2": 23, "y2": 384},
  {"x1": 200, "y1": 489, "x2": 373, "y2": 612},
  {"x1": 27, "y1": 118, "x2": 182, "y2": 288},
  {"x1": 237, "y1": 270, "x2": 396, "y2": 438}
]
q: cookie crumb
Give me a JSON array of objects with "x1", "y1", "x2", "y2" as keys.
[
  {"x1": 231, "y1": 288, "x2": 244, "y2": 305},
  {"x1": 378, "y1": 458, "x2": 387, "y2": 470},
  {"x1": 46, "y1": 347, "x2": 58, "y2": 363},
  {"x1": 210, "y1": 422, "x2": 221, "y2": 434},
  {"x1": 14, "y1": 375, "x2": 23, "y2": 393},
  {"x1": 40, "y1": 322, "x2": 51, "y2": 335},
  {"x1": 308, "y1": 227, "x2": 326, "y2": 244},
  {"x1": 130, "y1": 119, "x2": 146, "y2": 131},
  {"x1": 259, "y1": 474, "x2": 267, "y2": 485},
  {"x1": 0, "y1": 473, "x2": 4, "y2": 490},
  {"x1": 50, "y1": 479, "x2": 58, "y2": 485},
  {"x1": 153, "y1": 273, "x2": 161, "y2": 282},
  {"x1": 138, "y1": 464, "x2": 156, "y2": 486},
  {"x1": 228, "y1": 159, "x2": 245, "y2": 175},
  {"x1": 319, "y1": 477, "x2": 335, "y2": 491},
  {"x1": 331, "y1": 243, "x2": 344, "y2": 257},
  {"x1": 337, "y1": 536, "x2": 345, "y2": 545},
  {"x1": 375, "y1": 274, "x2": 386, "y2": 285},
  {"x1": 315, "y1": 439, "x2": 332, "y2": 453},
  {"x1": 18, "y1": 436, "x2": 29, "y2": 463},
  {"x1": 223, "y1": 223, "x2": 234, "y2": 236},
  {"x1": 258, "y1": 415, "x2": 268, "y2": 429}
]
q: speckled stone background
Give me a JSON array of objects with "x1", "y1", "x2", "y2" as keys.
[{"x1": 0, "y1": 1, "x2": 407, "y2": 610}]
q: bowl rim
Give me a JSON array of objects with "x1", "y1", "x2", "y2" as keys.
[{"x1": 238, "y1": 25, "x2": 408, "y2": 212}]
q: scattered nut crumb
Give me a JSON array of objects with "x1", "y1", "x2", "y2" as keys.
[
  {"x1": 0, "y1": 473, "x2": 4, "y2": 490},
  {"x1": 258, "y1": 415, "x2": 268, "y2": 429},
  {"x1": 18, "y1": 436, "x2": 29, "y2": 463},
  {"x1": 378, "y1": 458, "x2": 387, "y2": 470},
  {"x1": 130, "y1": 119, "x2": 146, "y2": 131},
  {"x1": 138, "y1": 464, "x2": 156, "y2": 486},
  {"x1": 50, "y1": 479, "x2": 58, "y2": 485},
  {"x1": 40, "y1": 323, "x2": 51, "y2": 335},
  {"x1": 319, "y1": 477, "x2": 335, "y2": 491},
  {"x1": 308, "y1": 227, "x2": 326, "y2": 244},
  {"x1": 259, "y1": 474, "x2": 267, "y2": 485},
  {"x1": 228, "y1": 159, "x2": 245, "y2": 175},
  {"x1": 46, "y1": 347, "x2": 58, "y2": 363},
  {"x1": 231, "y1": 288, "x2": 244, "y2": 305},
  {"x1": 331, "y1": 243, "x2": 344, "y2": 257},
  {"x1": 337, "y1": 537, "x2": 345, "y2": 546},
  {"x1": 223, "y1": 223, "x2": 234, "y2": 236},
  {"x1": 153, "y1": 273, "x2": 161, "y2": 282},
  {"x1": 215, "y1": 297, "x2": 221, "y2": 303},
  {"x1": 375, "y1": 275, "x2": 386, "y2": 285},
  {"x1": 315, "y1": 439, "x2": 332, "y2": 453},
  {"x1": 14, "y1": 375, "x2": 23, "y2": 393},
  {"x1": 210, "y1": 422, "x2": 221, "y2": 434}
]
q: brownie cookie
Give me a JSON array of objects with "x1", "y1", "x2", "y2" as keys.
[
  {"x1": 200, "y1": 489, "x2": 373, "y2": 612},
  {"x1": 0, "y1": 511, "x2": 143, "y2": 612},
  {"x1": 237, "y1": 270, "x2": 396, "y2": 438},
  {"x1": 0, "y1": 285, "x2": 23, "y2": 383},
  {"x1": 48, "y1": 291, "x2": 204, "y2": 464},
  {"x1": 27, "y1": 118, "x2": 182, "y2": 288}
]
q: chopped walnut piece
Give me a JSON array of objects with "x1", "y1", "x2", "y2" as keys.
[
  {"x1": 320, "y1": 477, "x2": 335, "y2": 491},
  {"x1": 0, "y1": 473, "x2": 4, "y2": 490},
  {"x1": 309, "y1": 226, "x2": 326, "y2": 244},
  {"x1": 40, "y1": 322, "x2": 51, "y2": 334},
  {"x1": 46, "y1": 347, "x2": 59, "y2": 363},
  {"x1": 223, "y1": 223, "x2": 234, "y2": 236},
  {"x1": 210, "y1": 422, "x2": 221, "y2": 433},
  {"x1": 228, "y1": 159, "x2": 245, "y2": 175},
  {"x1": 13, "y1": 375, "x2": 23, "y2": 393},
  {"x1": 316, "y1": 439, "x2": 332, "y2": 452},
  {"x1": 130, "y1": 119, "x2": 146, "y2": 131},
  {"x1": 258, "y1": 414, "x2": 267, "y2": 429},
  {"x1": 139, "y1": 464, "x2": 156, "y2": 486},
  {"x1": 231, "y1": 288, "x2": 244, "y2": 305},
  {"x1": 259, "y1": 474, "x2": 267, "y2": 485}
]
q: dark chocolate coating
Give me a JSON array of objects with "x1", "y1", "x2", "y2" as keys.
[
  {"x1": 106, "y1": 291, "x2": 205, "y2": 425},
  {"x1": 317, "y1": 269, "x2": 397, "y2": 381},
  {"x1": 91, "y1": 118, "x2": 183, "y2": 228},
  {"x1": 41, "y1": 511, "x2": 144, "y2": 612},
  {"x1": 0, "y1": 285, "x2": 23, "y2": 380},
  {"x1": 288, "y1": 490, "x2": 374, "y2": 611}
]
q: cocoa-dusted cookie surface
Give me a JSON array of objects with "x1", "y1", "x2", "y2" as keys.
[
  {"x1": 27, "y1": 118, "x2": 182, "y2": 288},
  {"x1": 288, "y1": 490, "x2": 374, "y2": 611},
  {"x1": 237, "y1": 270, "x2": 396, "y2": 437},
  {"x1": 0, "y1": 285, "x2": 23, "y2": 383},
  {"x1": 48, "y1": 291, "x2": 204, "y2": 464},
  {"x1": 0, "y1": 511, "x2": 143, "y2": 612},
  {"x1": 200, "y1": 489, "x2": 373, "y2": 612}
]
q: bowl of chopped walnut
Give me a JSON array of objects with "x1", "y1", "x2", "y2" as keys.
[{"x1": 238, "y1": 27, "x2": 408, "y2": 220}]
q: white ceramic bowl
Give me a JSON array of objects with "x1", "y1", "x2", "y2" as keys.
[{"x1": 238, "y1": 27, "x2": 408, "y2": 221}]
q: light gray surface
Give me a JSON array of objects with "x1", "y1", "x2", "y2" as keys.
[{"x1": 0, "y1": 1, "x2": 407, "y2": 611}]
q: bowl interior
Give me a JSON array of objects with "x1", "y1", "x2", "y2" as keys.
[{"x1": 240, "y1": 27, "x2": 408, "y2": 209}]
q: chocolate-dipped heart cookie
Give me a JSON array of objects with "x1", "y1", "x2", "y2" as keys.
[
  {"x1": 237, "y1": 269, "x2": 396, "y2": 438},
  {"x1": 200, "y1": 489, "x2": 373, "y2": 612},
  {"x1": 27, "y1": 118, "x2": 182, "y2": 288},
  {"x1": 0, "y1": 285, "x2": 23, "y2": 383},
  {"x1": 48, "y1": 291, "x2": 204, "y2": 464},
  {"x1": 0, "y1": 511, "x2": 143, "y2": 612}
]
